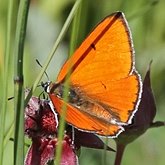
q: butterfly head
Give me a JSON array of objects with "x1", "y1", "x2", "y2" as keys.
[{"x1": 41, "y1": 81, "x2": 52, "y2": 93}]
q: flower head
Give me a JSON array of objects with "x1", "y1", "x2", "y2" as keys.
[{"x1": 24, "y1": 91, "x2": 115, "y2": 165}]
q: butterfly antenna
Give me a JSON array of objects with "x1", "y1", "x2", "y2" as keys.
[{"x1": 36, "y1": 59, "x2": 49, "y2": 81}]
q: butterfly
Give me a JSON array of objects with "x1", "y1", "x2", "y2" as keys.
[{"x1": 44, "y1": 12, "x2": 142, "y2": 137}]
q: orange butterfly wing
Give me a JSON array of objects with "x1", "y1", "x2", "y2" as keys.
[
  {"x1": 49, "y1": 12, "x2": 142, "y2": 136},
  {"x1": 49, "y1": 94, "x2": 123, "y2": 137}
]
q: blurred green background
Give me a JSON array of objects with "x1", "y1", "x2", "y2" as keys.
[{"x1": 0, "y1": 0, "x2": 165, "y2": 164}]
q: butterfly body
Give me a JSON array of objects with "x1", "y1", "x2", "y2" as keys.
[
  {"x1": 50, "y1": 83, "x2": 120, "y2": 124},
  {"x1": 46, "y1": 12, "x2": 142, "y2": 137}
]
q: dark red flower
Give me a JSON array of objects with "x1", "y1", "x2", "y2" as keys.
[
  {"x1": 25, "y1": 135, "x2": 78, "y2": 165},
  {"x1": 24, "y1": 95, "x2": 78, "y2": 165},
  {"x1": 25, "y1": 96, "x2": 58, "y2": 138},
  {"x1": 24, "y1": 92, "x2": 114, "y2": 165}
]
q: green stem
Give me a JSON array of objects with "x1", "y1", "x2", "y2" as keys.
[
  {"x1": 55, "y1": 0, "x2": 83, "y2": 164},
  {"x1": 13, "y1": 0, "x2": 30, "y2": 164},
  {"x1": 0, "y1": 0, "x2": 18, "y2": 164},
  {"x1": 69, "y1": 3, "x2": 82, "y2": 56},
  {"x1": 102, "y1": 137, "x2": 109, "y2": 165},
  {"x1": 4, "y1": 123, "x2": 14, "y2": 148}
]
